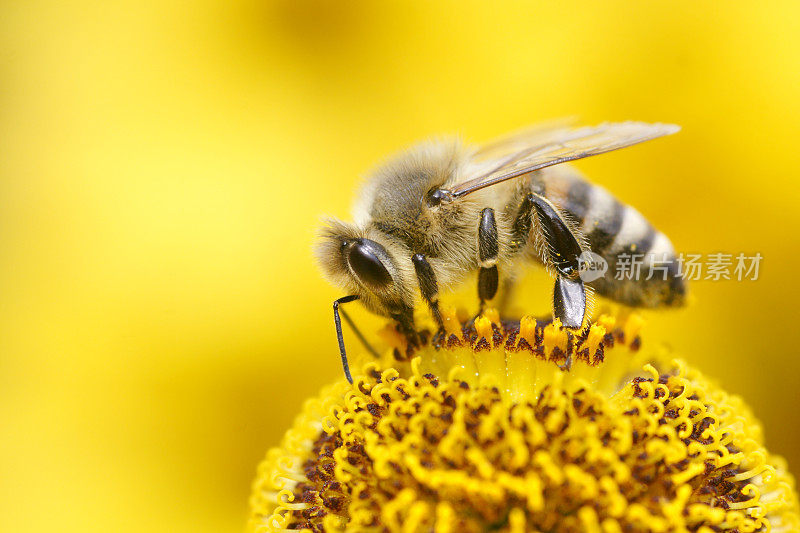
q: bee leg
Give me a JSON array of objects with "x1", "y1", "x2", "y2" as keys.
[
  {"x1": 412, "y1": 254, "x2": 446, "y2": 345},
  {"x1": 530, "y1": 193, "x2": 587, "y2": 328},
  {"x1": 553, "y1": 277, "x2": 586, "y2": 329},
  {"x1": 477, "y1": 207, "x2": 500, "y2": 316},
  {"x1": 390, "y1": 303, "x2": 420, "y2": 351},
  {"x1": 496, "y1": 275, "x2": 518, "y2": 317}
]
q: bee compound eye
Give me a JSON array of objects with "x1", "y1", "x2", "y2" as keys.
[{"x1": 345, "y1": 239, "x2": 393, "y2": 289}]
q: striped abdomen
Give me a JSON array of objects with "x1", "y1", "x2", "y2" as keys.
[{"x1": 534, "y1": 166, "x2": 687, "y2": 308}]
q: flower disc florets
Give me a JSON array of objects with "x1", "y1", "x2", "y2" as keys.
[{"x1": 249, "y1": 310, "x2": 799, "y2": 532}]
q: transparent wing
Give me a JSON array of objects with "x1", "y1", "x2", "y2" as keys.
[
  {"x1": 472, "y1": 117, "x2": 578, "y2": 160},
  {"x1": 452, "y1": 121, "x2": 679, "y2": 198}
]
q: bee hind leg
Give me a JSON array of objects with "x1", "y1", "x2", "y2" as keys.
[
  {"x1": 515, "y1": 193, "x2": 587, "y2": 328},
  {"x1": 533, "y1": 194, "x2": 587, "y2": 327},
  {"x1": 553, "y1": 277, "x2": 586, "y2": 329}
]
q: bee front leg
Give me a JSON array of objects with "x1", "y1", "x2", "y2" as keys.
[
  {"x1": 389, "y1": 302, "x2": 420, "y2": 350},
  {"x1": 332, "y1": 295, "x2": 382, "y2": 384},
  {"x1": 477, "y1": 208, "x2": 500, "y2": 315},
  {"x1": 412, "y1": 253, "x2": 446, "y2": 345}
]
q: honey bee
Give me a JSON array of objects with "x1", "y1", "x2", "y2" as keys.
[{"x1": 316, "y1": 121, "x2": 687, "y2": 382}]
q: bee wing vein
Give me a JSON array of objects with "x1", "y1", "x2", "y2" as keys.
[{"x1": 453, "y1": 121, "x2": 679, "y2": 198}]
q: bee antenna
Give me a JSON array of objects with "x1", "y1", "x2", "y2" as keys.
[{"x1": 426, "y1": 188, "x2": 454, "y2": 207}]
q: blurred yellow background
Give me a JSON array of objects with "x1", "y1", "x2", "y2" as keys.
[{"x1": 2, "y1": 1, "x2": 799, "y2": 531}]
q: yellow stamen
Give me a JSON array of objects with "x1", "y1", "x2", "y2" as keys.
[{"x1": 248, "y1": 312, "x2": 800, "y2": 533}]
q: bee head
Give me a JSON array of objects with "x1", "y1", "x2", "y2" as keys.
[{"x1": 315, "y1": 218, "x2": 410, "y2": 316}]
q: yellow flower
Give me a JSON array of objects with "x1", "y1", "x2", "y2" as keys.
[{"x1": 248, "y1": 309, "x2": 799, "y2": 532}]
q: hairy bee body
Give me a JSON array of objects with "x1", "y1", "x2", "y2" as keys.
[
  {"x1": 316, "y1": 122, "x2": 686, "y2": 382},
  {"x1": 320, "y1": 139, "x2": 683, "y2": 318},
  {"x1": 317, "y1": 122, "x2": 686, "y2": 381}
]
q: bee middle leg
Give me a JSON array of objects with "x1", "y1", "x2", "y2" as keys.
[
  {"x1": 476, "y1": 207, "x2": 500, "y2": 315},
  {"x1": 514, "y1": 193, "x2": 587, "y2": 328}
]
